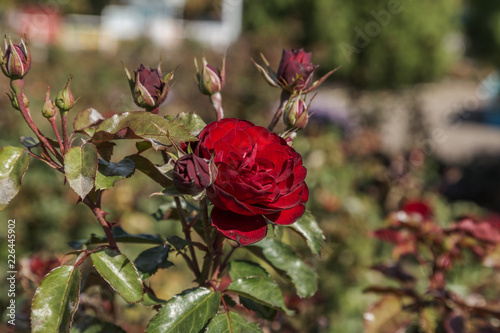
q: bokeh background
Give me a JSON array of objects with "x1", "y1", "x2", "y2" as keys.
[{"x1": 2, "y1": 0, "x2": 500, "y2": 332}]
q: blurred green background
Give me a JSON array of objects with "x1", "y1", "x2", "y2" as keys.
[{"x1": 1, "y1": 0, "x2": 500, "y2": 332}]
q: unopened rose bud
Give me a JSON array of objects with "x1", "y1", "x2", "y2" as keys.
[
  {"x1": 123, "y1": 62, "x2": 173, "y2": 112},
  {"x1": 0, "y1": 36, "x2": 31, "y2": 79},
  {"x1": 173, "y1": 154, "x2": 216, "y2": 196},
  {"x1": 55, "y1": 75, "x2": 76, "y2": 113},
  {"x1": 194, "y1": 55, "x2": 225, "y2": 96},
  {"x1": 283, "y1": 95, "x2": 310, "y2": 129},
  {"x1": 277, "y1": 49, "x2": 317, "y2": 92},
  {"x1": 6, "y1": 91, "x2": 29, "y2": 111},
  {"x1": 42, "y1": 87, "x2": 57, "y2": 118},
  {"x1": 253, "y1": 48, "x2": 338, "y2": 94}
]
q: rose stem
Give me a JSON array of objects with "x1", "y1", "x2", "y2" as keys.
[
  {"x1": 199, "y1": 197, "x2": 214, "y2": 284},
  {"x1": 83, "y1": 194, "x2": 118, "y2": 250},
  {"x1": 174, "y1": 197, "x2": 201, "y2": 277},
  {"x1": 49, "y1": 117, "x2": 64, "y2": 155},
  {"x1": 210, "y1": 92, "x2": 224, "y2": 121},
  {"x1": 12, "y1": 79, "x2": 64, "y2": 164},
  {"x1": 61, "y1": 112, "x2": 69, "y2": 153},
  {"x1": 267, "y1": 90, "x2": 291, "y2": 132}
]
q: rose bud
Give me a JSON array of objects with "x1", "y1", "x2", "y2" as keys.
[
  {"x1": 123, "y1": 62, "x2": 174, "y2": 112},
  {"x1": 6, "y1": 90, "x2": 29, "y2": 111},
  {"x1": 194, "y1": 55, "x2": 225, "y2": 96},
  {"x1": 55, "y1": 75, "x2": 76, "y2": 113},
  {"x1": 173, "y1": 153, "x2": 216, "y2": 196},
  {"x1": 253, "y1": 48, "x2": 339, "y2": 94},
  {"x1": 42, "y1": 87, "x2": 57, "y2": 118},
  {"x1": 283, "y1": 95, "x2": 311, "y2": 129},
  {"x1": 0, "y1": 36, "x2": 31, "y2": 79},
  {"x1": 276, "y1": 49, "x2": 317, "y2": 91}
]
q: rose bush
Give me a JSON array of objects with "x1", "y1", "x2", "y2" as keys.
[{"x1": 195, "y1": 118, "x2": 309, "y2": 245}]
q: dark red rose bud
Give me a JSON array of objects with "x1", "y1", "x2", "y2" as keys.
[
  {"x1": 1, "y1": 37, "x2": 31, "y2": 79},
  {"x1": 123, "y1": 62, "x2": 174, "y2": 112},
  {"x1": 283, "y1": 95, "x2": 310, "y2": 129},
  {"x1": 173, "y1": 153, "x2": 216, "y2": 196},
  {"x1": 276, "y1": 48, "x2": 317, "y2": 92}
]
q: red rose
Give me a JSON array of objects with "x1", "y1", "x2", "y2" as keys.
[{"x1": 196, "y1": 118, "x2": 309, "y2": 245}]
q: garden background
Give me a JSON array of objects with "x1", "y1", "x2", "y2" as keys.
[{"x1": 2, "y1": 0, "x2": 500, "y2": 332}]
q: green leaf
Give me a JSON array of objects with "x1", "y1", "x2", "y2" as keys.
[
  {"x1": 205, "y1": 312, "x2": 262, "y2": 333},
  {"x1": 31, "y1": 265, "x2": 81, "y2": 333},
  {"x1": 290, "y1": 211, "x2": 325, "y2": 255},
  {"x1": 134, "y1": 245, "x2": 173, "y2": 279},
  {"x1": 92, "y1": 111, "x2": 197, "y2": 150},
  {"x1": 250, "y1": 238, "x2": 317, "y2": 298},
  {"x1": 112, "y1": 226, "x2": 164, "y2": 244},
  {"x1": 20, "y1": 136, "x2": 39, "y2": 148},
  {"x1": 146, "y1": 287, "x2": 220, "y2": 333},
  {"x1": 95, "y1": 158, "x2": 135, "y2": 190},
  {"x1": 90, "y1": 248, "x2": 143, "y2": 303},
  {"x1": 167, "y1": 235, "x2": 190, "y2": 250},
  {"x1": 0, "y1": 146, "x2": 29, "y2": 211},
  {"x1": 65, "y1": 143, "x2": 98, "y2": 199},
  {"x1": 168, "y1": 112, "x2": 206, "y2": 136},
  {"x1": 142, "y1": 290, "x2": 167, "y2": 306},
  {"x1": 70, "y1": 316, "x2": 126, "y2": 333},
  {"x1": 227, "y1": 277, "x2": 293, "y2": 315},
  {"x1": 127, "y1": 154, "x2": 172, "y2": 187},
  {"x1": 228, "y1": 260, "x2": 269, "y2": 280},
  {"x1": 73, "y1": 108, "x2": 105, "y2": 136},
  {"x1": 240, "y1": 297, "x2": 277, "y2": 321}
]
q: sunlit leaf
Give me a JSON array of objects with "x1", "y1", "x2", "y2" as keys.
[
  {"x1": 146, "y1": 287, "x2": 220, "y2": 333},
  {"x1": 90, "y1": 248, "x2": 143, "y2": 303},
  {"x1": 250, "y1": 238, "x2": 317, "y2": 298},
  {"x1": 167, "y1": 112, "x2": 206, "y2": 136},
  {"x1": 227, "y1": 276, "x2": 293, "y2": 315},
  {"x1": 31, "y1": 265, "x2": 81, "y2": 333},
  {"x1": 95, "y1": 158, "x2": 135, "y2": 190},
  {"x1": 205, "y1": 312, "x2": 262, "y2": 333},
  {"x1": 92, "y1": 111, "x2": 196, "y2": 150},
  {"x1": 64, "y1": 143, "x2": 98, "y2": 199},
  {"x1": 290, "y1": 211, "x2": 325, "y2": 255},
  {"x1": 229, "y1": 260, "x2": 269, "y2": 280},
  {"x1": 73, "y1": 108, "x2": 105, "y2": 136},
  {"x1": 0, "y1": 146, "x2": 29, "y2": 211}
]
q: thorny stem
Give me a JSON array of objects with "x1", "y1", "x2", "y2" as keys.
[
  {"x1": 267, "y1": 90, "x2": 291, "y2": 132},
  {"x1": 174, "y1": 197, "x2": 201, "y2": 277},
  {"x1": 210, "y1": 92, "x2": 224, "y2": 121},
  {"x1": 83, "y1": 195, "x2": 118, "y2": 251},
  {"x1": 12, "y1": 79, "x2": 64, "y2": 164},
  {"x1": 49, "y1": 117, "x2": 64, "y2": 155}
]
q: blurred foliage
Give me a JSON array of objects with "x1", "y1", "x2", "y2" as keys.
[
  {"x1": 464, "y1": 0, "x2": 500, "y2": 65},
  {"x1": 244, "y1": 0, "x2": 462, "y2": 88}
]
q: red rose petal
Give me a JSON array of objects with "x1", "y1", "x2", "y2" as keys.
[
  {"x1": 211, "y1": 207, "x2": 268, "y2": 246},
  {"x1": 265, "y1": 202, "x2": 306, "y2": 225}
]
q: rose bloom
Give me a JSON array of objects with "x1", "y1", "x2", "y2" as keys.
[{"x1": 195, "y1": 118, "x2": 309, "y2": 245}]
